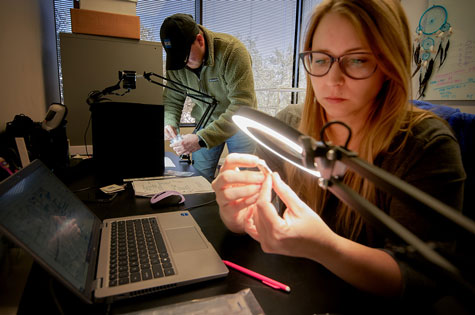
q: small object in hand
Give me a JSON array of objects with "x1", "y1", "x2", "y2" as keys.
[
  {"x1": 170, "y1": 134, "x2": 183, "y2": 145},
  {"x1": 256, "y1": 159, "x2": 272, "y2": 176}
]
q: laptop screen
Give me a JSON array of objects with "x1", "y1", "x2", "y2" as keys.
[{"x1": 0, "y1": 160, "x2": 98, "y2": 295}]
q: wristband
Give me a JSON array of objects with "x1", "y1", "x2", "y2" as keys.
[{"x1": 198, "y1": 136, "x2": 206, "y2": 148}]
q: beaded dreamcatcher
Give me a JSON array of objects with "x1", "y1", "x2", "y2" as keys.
[{"x1": 413, "y1": 5, "x2": 453, "y2": 99}]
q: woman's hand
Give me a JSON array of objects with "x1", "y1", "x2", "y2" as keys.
[
  {"x1": 211, "y1": 153, "x2": 266, "y2": 233},
  {"x1": 245, "y1": 172, "x2": 337, "y2": 260},
  {"x1": 246, "y1": 172, "x2": 403, "y2": 295}
]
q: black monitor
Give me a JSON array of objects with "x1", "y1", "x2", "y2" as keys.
[{"x1": 90, "y1": 102, "x2": 164, "y2": 184}]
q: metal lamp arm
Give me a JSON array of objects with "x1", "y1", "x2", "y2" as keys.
[
  {"x1": 299, "y1": 134, "x2": 475, "y2": 236},
  {"x1": 299, "y1": 136, "x2": 475, "y2": 303},
  {"x1": 142, "y1": 71, "x2": 219, "y2": 133},
  {"x1": 143, "y1": 72, "x2": 216, "y2": 107},
  {"x1": 327, "y1": 178, "x2": 475, "y2": 303},
  {"x1": 142, "y1": 71, "x2": 219, "y2": 163}
]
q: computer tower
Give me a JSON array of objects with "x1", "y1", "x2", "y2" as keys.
[{"x1": 90, "y1": 102, "x2": 164, "y2": 184}]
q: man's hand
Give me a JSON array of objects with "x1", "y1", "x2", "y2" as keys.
[
  {"x1": 164, "y1": 125, "x2": 178, "y2": 140},
  {"x1": 170, "y1": 134, "x2": 201, "y2": 155}
]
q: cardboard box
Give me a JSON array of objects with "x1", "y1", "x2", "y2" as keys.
[
  {"x1": 70, "y1": 9, "x2": 140, "y2": 40},
  {"x1": 80, "y1": 0, "x2": 137, "y2": 16}
]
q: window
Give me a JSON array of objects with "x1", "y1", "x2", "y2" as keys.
[
  {"x1": 298, "y1": 0, "x2": 324, "y2": 93},
  {"x1": 203, "y1": 1, "x2": 296, "y2": 116},
  {"x1": 53, "y1": 0, "x2": 322, "y2": 121},
  {"x1": 53, "y1": 1, "x2": 73, "y2": 103},
  {"x1": 136, "y1": 1, "x2": 195, "y2": 123}
]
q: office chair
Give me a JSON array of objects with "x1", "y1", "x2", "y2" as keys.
[{"x1": 412, "y1": 100, "x2": 475, "y2": 220}]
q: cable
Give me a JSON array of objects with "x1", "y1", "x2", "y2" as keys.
[
  {"x1": 104, "y1": 297, "x2": 113, "y2": 315},
  {"x1": 83, "y1": 114, "x2": 92, "y2": 157},
  {"x1": 187, "y1": 198, "x2": 217, "y2": 210},
  {"x1": 321, "y1": 121, "x2": 352, "y2": 149},
  {"x1": 72, "y1": 186, "x2": 98, "y2": 193}
]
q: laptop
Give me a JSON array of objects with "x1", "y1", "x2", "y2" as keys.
[
  {"x1": 90, "y1": 102, "x2": 165, "y2": 184},
  {"x1": 0, "y1": 159, "x2": 228, "y2": 304}
]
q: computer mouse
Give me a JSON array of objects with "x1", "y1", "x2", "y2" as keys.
[{"x1": 150, "y1": 190, "x2": 185, "y2": 207}]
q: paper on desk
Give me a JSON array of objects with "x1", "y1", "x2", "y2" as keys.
[
  {"x1": 165, "y1": 156, "x2": 175, "y2": 168},
  {"x1": 132, "y1": 176, "x2": 213, "y2": 196}
]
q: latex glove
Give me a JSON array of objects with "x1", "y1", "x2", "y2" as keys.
[
  {"x1": 164, "y1": 125, "x2": 178, "y2": 140},
  {"x1": 169, "y1": 134, "x2": 201, "y2": 155},
  {"x1": 245, "y1": 171, "x2": 336, "y2": 260},
  {"x1": 211, "y1": 153, "x2": 266, "y2": 233}
]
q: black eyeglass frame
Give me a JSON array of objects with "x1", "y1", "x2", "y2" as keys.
[{"x1": 299, "y1": 51, "x2": 378, "y2": 80}]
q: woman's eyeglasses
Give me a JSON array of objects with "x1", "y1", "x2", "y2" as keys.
[{"x1": 299, "y1": 51, "x2": 377, "y2": 80}]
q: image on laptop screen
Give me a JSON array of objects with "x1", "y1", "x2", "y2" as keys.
[{"x1": 0, "y1": 163, "x2": 97, "y2": 294}]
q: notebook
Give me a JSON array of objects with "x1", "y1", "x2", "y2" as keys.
[{"x1": 0, "y1": 159, "x2": 228, "y2": 304}]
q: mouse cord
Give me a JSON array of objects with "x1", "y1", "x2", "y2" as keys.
[
  {"x1": 71, "y1": 186, "x2": 98, "y2": 193},
  {"x1": 187, "y1": 199, "x2": 217, "y2": 210}
]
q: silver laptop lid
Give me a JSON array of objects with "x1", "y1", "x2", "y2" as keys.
[{"x1": 0, "y1": 160, "x2": 101, "y2": 304}]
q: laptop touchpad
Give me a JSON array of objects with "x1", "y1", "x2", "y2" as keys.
[{"x1": 165, "y1": 227, "x2": 208, "y2": 252}]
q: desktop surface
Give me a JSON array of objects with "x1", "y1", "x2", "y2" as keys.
[{"x1": 14, "y1": 153, "x2": 444, "y2": 315}]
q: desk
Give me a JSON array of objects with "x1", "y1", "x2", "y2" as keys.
[{"x1": 15, "y1": 153, "x2": 425, "y2": 314}]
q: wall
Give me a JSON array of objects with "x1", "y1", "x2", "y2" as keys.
[
  {"x1": 0, "y1": 0, "x2": 60, "y2": 132},
  {"x1": 0, "y1": 3, "x2": 59, "y2": 313},
  {"x1": 401, "y1": 0, "x2": 475, "y2": 114}
]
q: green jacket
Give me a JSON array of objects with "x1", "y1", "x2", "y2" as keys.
[{"x1": 163, "y1": 25, "x2": 257, "y2": 148}]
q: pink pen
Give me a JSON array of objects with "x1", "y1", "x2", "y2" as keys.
[
  {"x1": 0, "y1": 157, "x2": 13, "y2": 175},
  {"x1": 223, "y1": 260, "x2": 291, "y2": 292}
]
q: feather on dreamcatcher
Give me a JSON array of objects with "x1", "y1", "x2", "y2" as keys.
[{"x1": 413, "y1": 5, "x2": 453, "y2": 99}]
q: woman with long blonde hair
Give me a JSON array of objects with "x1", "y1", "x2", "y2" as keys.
[{"x1": 212, "y1": 0, "x2": 465, "y2": 299}]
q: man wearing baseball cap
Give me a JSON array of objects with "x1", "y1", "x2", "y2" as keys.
[{"x1": 160, "y1": 13, "x2": 257, "y2": 179}]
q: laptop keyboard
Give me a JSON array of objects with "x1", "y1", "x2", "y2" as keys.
[{"x1": 108, "y1": 217, "x2": 175, "y2": 287}]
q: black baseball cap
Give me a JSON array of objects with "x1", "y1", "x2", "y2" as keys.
[{"x1": 160, "y1": 14, "x2": 199, "y2": 70}]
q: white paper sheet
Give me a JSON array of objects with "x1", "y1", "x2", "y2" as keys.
[
  {"x1": 165, "y1": 156, "x2": 176, "y2": 168},
  {"x1": 132, "y1": 176, "x2": 213, "y2": 196}
]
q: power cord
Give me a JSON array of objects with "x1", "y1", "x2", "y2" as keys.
[
  {"x1": 72, "y1": 186, "x2": 98, "y2": 193},
  {"x1": 83, "y1": 115, "x2": 92, "y2": 157}
]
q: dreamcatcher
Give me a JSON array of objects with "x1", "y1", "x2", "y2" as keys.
[{"x1": 413, "y1": 5, "x2": 453, "y2": 99}]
